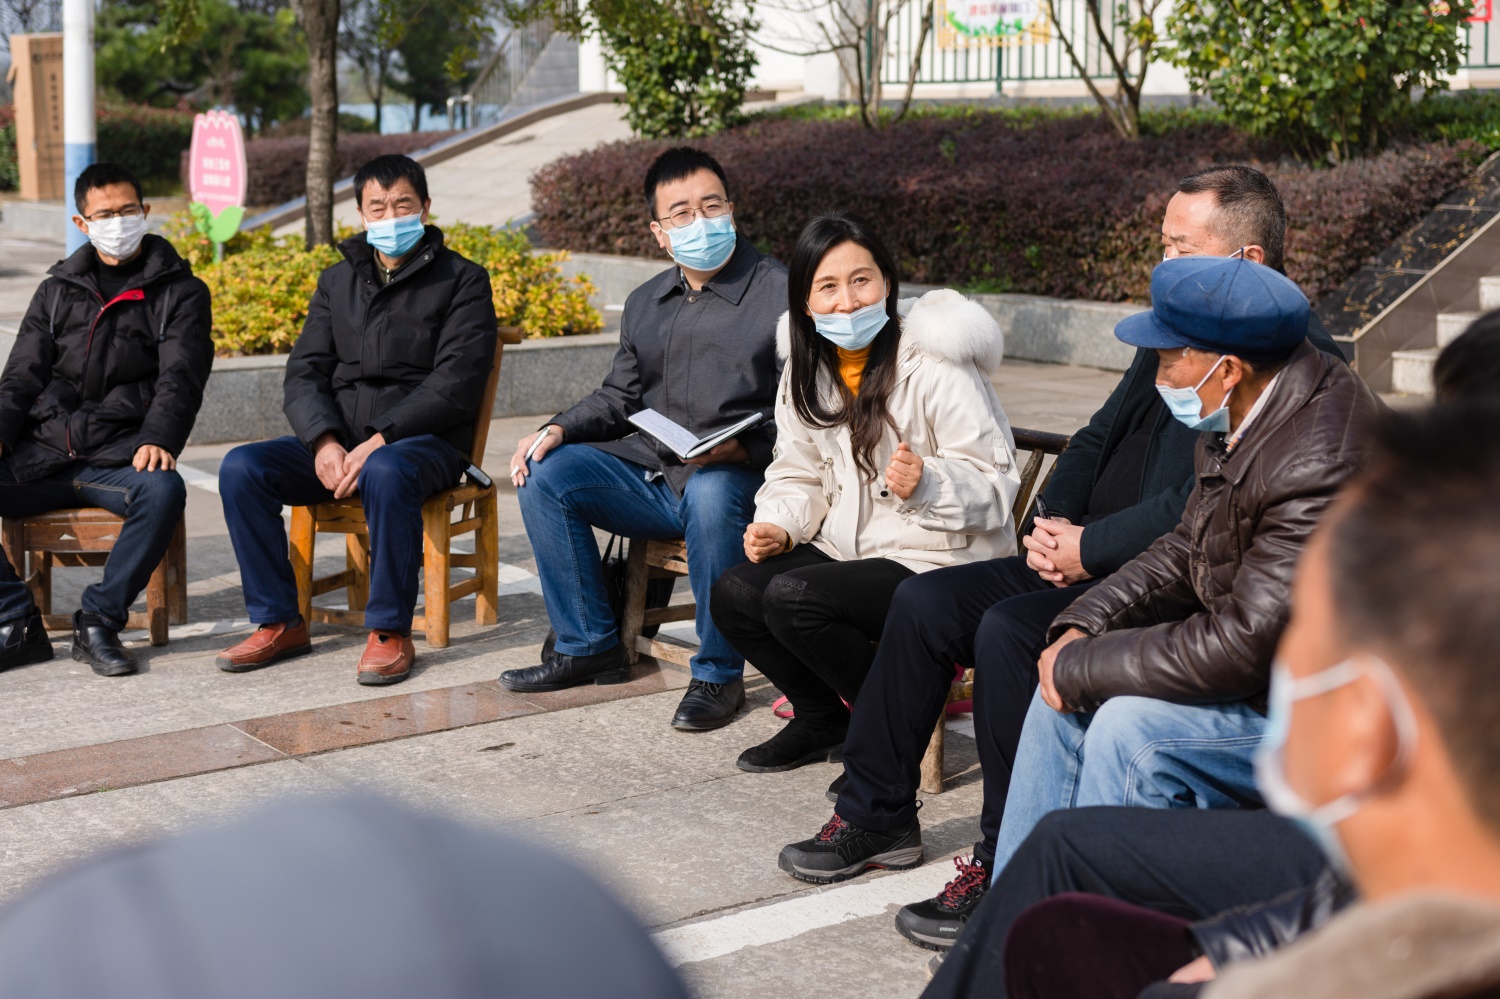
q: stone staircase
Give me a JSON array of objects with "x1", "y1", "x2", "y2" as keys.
[{"x1": 1391, "y1": 274, "x2": 1500, "y2": 396}]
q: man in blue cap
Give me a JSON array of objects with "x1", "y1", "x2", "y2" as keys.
[{"x1": 979, "y1": 255, "x2": 1380, "y2": 877}]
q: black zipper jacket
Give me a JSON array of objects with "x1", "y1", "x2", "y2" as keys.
[
  {"x1": 0, "y1": 234, "x2": 213, "y2": 482},
  {"x1": 282, "y1": 226, "x2": 498, "y2": 459}
]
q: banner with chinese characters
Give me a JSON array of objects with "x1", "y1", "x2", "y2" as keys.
[
  {"x1": 938, "y1": 0, "x2": 1052, "y2": 47},
  {"x1": 188, "y1": 110, "x2": 247, "y2": 251}
]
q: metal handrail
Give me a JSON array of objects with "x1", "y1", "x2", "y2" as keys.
[{"x1": 447, "y1": 12, "x2": 558, "y2": 129}]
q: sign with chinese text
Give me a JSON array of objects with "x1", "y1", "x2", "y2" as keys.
[
  {"x1": 188, "y1": 110, "x2": 247, "y2": 246},
  {"x1": 939, "y1": 0, "x2": 1051, "y2": 47}
]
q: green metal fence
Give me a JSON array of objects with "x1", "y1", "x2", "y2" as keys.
[{"x1": 880, "y1": 1, "x2": 1500, "y2": 87}]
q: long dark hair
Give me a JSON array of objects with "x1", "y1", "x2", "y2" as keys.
[{"x1": 786, "y1": 212, "x2": 902, "y2": 481}]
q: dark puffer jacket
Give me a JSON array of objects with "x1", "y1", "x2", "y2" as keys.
[
  {"x1": 1048, "y1": 339, "x2": 1381, "y2": 710},
  {"x1": 0, "y1": 235, "x2": 213, "y2": 482},
  {"x1": 283, "y1": 226, "x2": 497, "y2": 459}
]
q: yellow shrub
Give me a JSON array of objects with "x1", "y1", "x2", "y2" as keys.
[{"x1": 164, "y1": 213, "x2": 603, "y2": 356}]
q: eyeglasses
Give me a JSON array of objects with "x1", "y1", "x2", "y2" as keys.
[
  {"x1": 656, "y1": 199, "x2": 732, "y2": 229},
  {"x1": 83, "y1": 205, "x2": 145, "y2": 221}
]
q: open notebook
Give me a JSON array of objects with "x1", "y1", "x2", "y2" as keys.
[{"x1": 627, "y1": 409, "x2": 764, "y2": 461}]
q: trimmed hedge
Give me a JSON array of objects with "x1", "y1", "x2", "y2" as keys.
[
  {"x1": 0, "y1": 102, "x2": 195, "y2": 195},
  {"x1": 531, "y1": 113, "x2": 1484, "y2": 303},
  {"x1": 183, "y1": 130, "x2": 459, "y2": 208}
]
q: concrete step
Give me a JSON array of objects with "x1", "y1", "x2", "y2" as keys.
[
  {"x1": 1437, "y1": 311, "x2": 1483, "y2": 348},
  {"x1": 1391, "y1": 347, "x2": 1438, "y2": 397},
  {"x1": 1480, "y1": 275, "x2": 1500, "y2": 312}
]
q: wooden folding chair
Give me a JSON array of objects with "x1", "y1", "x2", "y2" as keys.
[
  {"x1": 289, "y1": 326, "x2": 522, "y2": 649},
  {"x1": 919, "y1": 426, "x2": 1072, "y2": 794},
  {"x1": 1, "y1": 510, "x2": 187, "y2": 646}
]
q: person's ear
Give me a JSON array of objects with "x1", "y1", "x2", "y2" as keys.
[
  {"x1": 72, "y1": 215, "x2": 89, "y2": 236},
  {"x1": 420, "y1": 199, "x2": 431, "y2": 222},
  {"x1": 1243, "y1": 245, "x2": 1267, "y2": 265},
  {"x1": 142, "y1": 203, "x2": 151, "y2": 220},
  {"x1": 650, "y1": 221, "x2": 671, "y2": 254},
  {"x1": 1220, "y1": 355, "x2": 1248, "y2": 392},
  {"x1": 1317, "y1": 669, "x2": 1406, "y2": 803}
]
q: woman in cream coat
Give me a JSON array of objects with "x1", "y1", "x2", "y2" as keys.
[{"x1": 709, "y1": 212, "x2": 1020, "y2": 773}]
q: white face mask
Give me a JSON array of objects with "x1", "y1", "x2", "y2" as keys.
[{"x1": 86, "y1": 214, "x2": 148, "y2": 260}]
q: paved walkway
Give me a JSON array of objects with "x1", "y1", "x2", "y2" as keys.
[{"x1": 0, "y1": 363, "x2": 1119, "y2": 998}]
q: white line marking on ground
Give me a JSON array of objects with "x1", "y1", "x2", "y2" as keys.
[
  {"x1": 652, "y1": 862, "x2": 957, "y2": 967},
  {"x1": 175, "y1": 462, "x2": 221, "y2": 494}
]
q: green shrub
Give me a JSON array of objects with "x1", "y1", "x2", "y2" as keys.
[
  {"x1": 0, "y1": 102, "x2": 192, "y2": 195},
  {"x1": 1408, "y1": 88, "x2": 1500, "y2": 148},
  {"x1": 165, "y1": 214, "x2": 602, "y2": 355},
  {"x1": 1165, "y1": 0, "x2": 1472, "y2": 162}
]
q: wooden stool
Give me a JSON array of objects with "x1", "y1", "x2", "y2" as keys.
[
  {"x1": 620, "y1": 538, "x2": 697, "y2": 667},
  {"x1": 919, "y1": 426, "x2": 1072, "y2": 794},
  {"x1": 1, "y1": 509, "x2": 188, "y2": 646},
  {"x1": 289, "y1": 326, "x2": 520, "y2": 649}
]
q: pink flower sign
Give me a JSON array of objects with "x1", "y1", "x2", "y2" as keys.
[{"x1": 188, "y1": 110, "x2": 247, "y2": 215}]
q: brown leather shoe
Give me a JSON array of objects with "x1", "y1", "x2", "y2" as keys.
[
  {"x1": 357, "y1": 630, "x2": 414, "y2": 686},
  {"x1": 216, "y1": 619, "x2": 312, "y2": 673}
]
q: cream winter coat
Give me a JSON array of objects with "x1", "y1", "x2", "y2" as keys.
[{"x1": 754, "y1": 289, "x2": 1020, "y2": 573}]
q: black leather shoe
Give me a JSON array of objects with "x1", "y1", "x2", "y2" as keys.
[
  {"x1": 736, "y1": 718, "x2": 846, "y2": 772},
  {"x1": 0, "y1": 609, "x2": 53, "y2": 672},
  {"x1": 71, "y1": 611, "x2": 137, "y2": 677},
  {"x1": 826, "y1": 771, "x2": 847, "y2": 803},
  {"x1": 499, "y1": 643, "x2": 629, "y2": 693},
  {"x1": 671, "y1": 677, "x2": 745, "y2": 731}
]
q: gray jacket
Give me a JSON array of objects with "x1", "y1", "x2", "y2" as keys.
[{"x1": 550, "y1": 237, "x2": 787, "y2": 495}]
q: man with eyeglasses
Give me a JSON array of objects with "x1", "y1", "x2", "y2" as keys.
[
  {"x1": 503, "y1": 146, "x2": 786, "y2": 732},
  {"x1": 0, "y1": 162, "x2": 213, "y2": 676},
  {"x1": 215, "y1": 154, "x2": 497, "y2": 686}
]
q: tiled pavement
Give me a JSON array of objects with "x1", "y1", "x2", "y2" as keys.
[{"x1": 0, "y1": 363, "x2": 1118, "y2": 998}]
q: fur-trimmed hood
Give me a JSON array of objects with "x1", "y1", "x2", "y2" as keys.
[{"x1": 775, "y1": 288, "x2": 1005, "y2": 373}]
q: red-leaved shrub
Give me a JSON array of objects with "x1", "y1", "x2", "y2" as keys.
[
  {"x1": 182, "y1": 130, "x2": 458, "y2": 209},
  {"x1": 531, "y1": 114, "x2": 1482, "y2": 302}
]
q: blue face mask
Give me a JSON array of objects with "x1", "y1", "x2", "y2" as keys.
[
  {"x1": 1156, "y1": 353, "x2": 1231, "y2": 432},
  {"x1": 811, "y1": 298, "x2": 890, "y2": 350},
  {"x1": 667, "y1": 213, "x2": 737, "y2": 272},
  {"x1": 1255, "y1": 658, "x2": 1418, "y2": 871},
  {"x1": 366, "y1": 213, "x2": 426, "y2": 258}
]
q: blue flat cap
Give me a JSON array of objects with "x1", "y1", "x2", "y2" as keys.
[{"x1": 1115, "y1": 256, "x2": 1310, "y2": 363}]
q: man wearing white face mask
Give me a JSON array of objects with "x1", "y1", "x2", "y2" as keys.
[
  {"x1": 217, "y1": 154, "x2": 497, "y2": 686},
  {"x1": 977, "y1": 254, "x2": 1380, "y2": 885},
  {"x1": 0, "y1": 163, "x2": 212, "y2": 676},
  {"x1": 503, "y1": 147, "x2": 786, "y2": 732}
]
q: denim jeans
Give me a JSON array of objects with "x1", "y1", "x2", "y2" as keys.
[
  {"x1": 0, "y1": 460, "x2": 188, "y2": 631},
  {"x1": 516, "y1": 443, "x2": 760, "y2": 683},
  {"x1": 992, "y1": 687, "x2": 1267, "y2": 875},
  {"x1": 220, "y1": 435, "x2": 465, "y2": 633}
]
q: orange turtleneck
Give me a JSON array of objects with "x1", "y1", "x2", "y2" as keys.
[{"x1": 837, "y1": 345, "x2": 871, "y2": 396}]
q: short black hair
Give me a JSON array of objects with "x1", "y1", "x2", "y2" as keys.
[
  {"x1": 1328, "y1": 402, "x2": 1500, "y2": 831},
  {"x1": 1434, "y1": 310, "x2": 1500, "y2": 403},
  {"x1": 74, "y1": 163, "x2": 143, "y2": 214},
  {"x1": 1177, "y1": 165, "x2": 1288, "y2": 273},
  {"x1": 643, "y1": 147, "x2": 729, "y2": 218},
  {"x1": 353, "y1": 154, "x2": 429, "y2": 208}
]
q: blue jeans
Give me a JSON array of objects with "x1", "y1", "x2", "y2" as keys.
[
  {"x1": 0, "y1": 460, "x2": 188, "y2": 631},
  {"x1": 517, "y1": 443, "x2": 760, "y2": 683},
  {"x1": 992, "y1": 688, "x2": 1267, "y2": 875},
  {"x1": 220, "y1": 435, "x2": 465, "y2": 633}
]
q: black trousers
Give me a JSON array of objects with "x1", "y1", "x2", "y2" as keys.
[
  {"x1": 709, "y1": 547, "x2": 915, "y2": 726},
  {"x1": 835, "y1": 555, "x2": 1098, "y2": 850},
  {"x1": 921, "y1": 807, "x2": 1330, "y2": 999}
]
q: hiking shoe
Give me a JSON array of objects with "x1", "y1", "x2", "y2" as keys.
[
  {"x1": 778, "y1": 813, "x2": 922, "y2": 884},
  {"x1": 895, "y1": 853, "x2": 990, "y2": 950}
]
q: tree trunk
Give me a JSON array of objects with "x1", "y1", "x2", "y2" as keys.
[{"x1": 293, "y1": 0, "x2": 340, "y2": 248}]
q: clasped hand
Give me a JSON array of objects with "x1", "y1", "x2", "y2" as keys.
[
  {"x1": 315, "y1": 432, "x2": 385, "y2": 499},
  {"x1": 885, "y1": 442, "x2": 923, "y2": 500},
  {"x1": 1023, "y1": 515, "x2": 1091, "y2": 587}
]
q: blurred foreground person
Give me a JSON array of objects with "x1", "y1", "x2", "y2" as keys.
[{"x1": 0, "y1": 796, "x2": 687, "y2": 999}]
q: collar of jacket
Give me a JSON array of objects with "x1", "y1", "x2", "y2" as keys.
[
  {"x1": 774, "y1": 288, "x2": 1004, "y2": 377},
  {"x1": 339, "y1": 225, "x2": 444, "y2": 285},
  {"x1": 651, "y1": 236, "x2": 760, "y2": 306},
  {"x1": 49, "y1": 233, "x2": 190, "y2": 294},
  {"x1": 1204, "y1": 338, "x2": 1327, "y2": 486}
]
